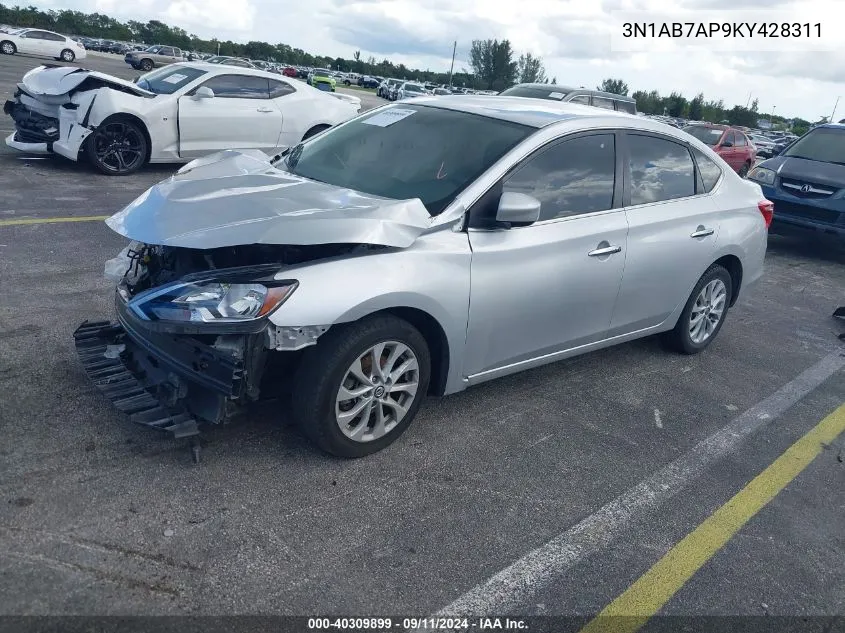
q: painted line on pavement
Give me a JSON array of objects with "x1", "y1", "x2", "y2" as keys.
[
  {"x1": 579, "y1": 401, "x2": 845, "y2": 633},
  {"x1": 0, "y1": 215, "x2": 109, "y2": 227},
  {"x1": 430, "y1": 350, "x2": 845, "y2": 617}
]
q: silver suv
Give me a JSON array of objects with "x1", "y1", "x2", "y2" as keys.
[
  {"x1": 500, "y1": 83, "x2": 638, "y2": 114},
  {"x1": 74, "y1": 97, "x2": 768, "y2": 461},
  {"x1": 124, "y1": 45, "x2": 183, "y2": 71}
]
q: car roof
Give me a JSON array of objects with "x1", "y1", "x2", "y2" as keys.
[
  {"x1": 408, "y1": 95, "x2": 637, "y2": 128},
  {"x1": 171, "y1": 62, "x2": 286, "y2": 80},
  {"x1": 508, "y1": 83, "x2": 637, "y2": 103}
]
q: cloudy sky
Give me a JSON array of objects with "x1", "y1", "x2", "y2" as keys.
[{"x1": 52, "y1": 0, "x2": 845, "y2": 121}]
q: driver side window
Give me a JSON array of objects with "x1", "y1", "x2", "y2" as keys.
[{"x1": 502, "y1": 134, "x2": 617, "y2": 222}]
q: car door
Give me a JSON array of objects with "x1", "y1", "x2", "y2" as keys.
[
  {"x1": 608, "y1": 132, "x2": 720, "y2": 336},
  {"x1": 720, "y1": 131, "x2": 739, "y2": 170},
  {"x1": 42, "y1": 31, "x2": 66, "y2": 58},
  {"x1": 464, "y1": 132, "x2": 629, "y2": 378},
  {"x1": 178, "y1": 73, "x2": 283, "y2": 158},
  {"x1": 16, "y1": 30, "x2": 46, "y2": 55}
]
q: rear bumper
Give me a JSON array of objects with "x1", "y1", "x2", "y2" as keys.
[{"x1": 73, "y1": 296, "x2": 264, "y2": 439}]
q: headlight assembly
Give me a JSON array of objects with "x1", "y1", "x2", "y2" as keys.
[
  {"x1": 129, "y1": 280, "x2": 297, "y2": 323},
  {"x1": 747, "y1": 167, "x2": 776, "y2": 185}
]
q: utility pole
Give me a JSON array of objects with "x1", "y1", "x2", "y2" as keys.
[
  {"x1": 448, "y1": 41, "x2": 456, "y2": 88},
  {"x1": 745, "y1": 91, "x2": 752, "y2": 108},
  {"x1": 831, "y1": 96, "x2": 840, "y2": 123}
]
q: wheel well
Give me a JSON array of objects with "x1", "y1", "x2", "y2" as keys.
[
  {"x1": 379, "y1": 307, "x2": 450, "y2": 396},
  {"x1": 302, "y1": 124, "x2": 331, "y2": 141},
  {"x1": 92, "y1": 113, "x2": 152, "y2": 163},
  {"x1": 714, "y1": 255, "x2": 743, "y2": 306}
]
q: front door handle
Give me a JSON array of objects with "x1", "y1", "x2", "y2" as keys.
[
  {"x1": 690, "y1": 227, "x2": 715, "y2": 238},
  {"x1": 256, "y1": 107, "x2": 274, "y2": 113},
  {"x1": 588, "y1": 244, "x2": 622, "y2": 257}
]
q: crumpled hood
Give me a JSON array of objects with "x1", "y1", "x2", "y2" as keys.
[
  {"x1": 19, "y1": 65, "x2": 153, "y2": 98},
  {"x1": 105, "y1": 149, "x2": 433, "y2": 249},
  {"x1": 762, "y1": 155, "x2": 845, "y2": 189}
]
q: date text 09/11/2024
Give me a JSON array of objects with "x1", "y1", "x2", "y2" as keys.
[
  {"x1": 622, "y1": 22, "x2": 822, "y2": 38},
  {"x1": 307, "y1": 617, "x2": 529, "y2": 630}
]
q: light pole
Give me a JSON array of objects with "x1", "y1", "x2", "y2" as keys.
[
  {"x1": 830, "y1": 96, "x2": 840, "y2": 123},
  {"x1": 770, "y1": 105, "x2": 776, "y2": 128}
]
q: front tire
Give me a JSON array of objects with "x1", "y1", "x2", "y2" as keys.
[
  {"x1": 0, "y1": 40, "x2": 16, "y2": 55},
  {"x1": 291, "y1": 315, "x2": 431, "y2": 458},
  {"x1": 664, "y1": 264, "x2": 733, "y2": 354},
  {"x1": 139, "y1": 58, "x2": 153, "y2": 71},
  {"x1": 85, "y1": 117, "x2": 148, "y2": 175},
  {"x1": 60, "y1": 49, "x2": 75, "y2": 62}
]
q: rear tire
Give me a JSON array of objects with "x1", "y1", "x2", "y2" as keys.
[
  {"x1": 60, "y1": 49, "x2": 75, "y2": 62},
  {"x1": 291, "y1": 315, "x2": 431, "y2": 458},
  {"x1": 0, "y1": 40, "x2": 15, "y2": 55},
  {"x1": 302, "y1": 124, "x2": 330, "y2": 141},
  {"x1": 664, "y1": 264, "x2": 733, "y2": 355}
]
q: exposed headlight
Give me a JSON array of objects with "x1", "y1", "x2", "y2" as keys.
[
  {"x1": 129, "y1": 280, "x2": 297, "y2": 323},
  {"x1": 747, "y1": 166, "x2": 775, "y2": 185}
]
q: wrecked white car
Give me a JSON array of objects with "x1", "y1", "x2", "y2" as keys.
[
  {"x1": 74, "y1": 99, "x2": 767, "y2": 462},
  {"x1": 4, "y1": 62, "x2": 361, "y2": 175}
]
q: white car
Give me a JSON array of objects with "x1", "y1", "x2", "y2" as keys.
[
  {"x1": 396, "y1": 82, "x2": 427, "y2": 100},
  {"x1": 4, "y1": 62, "x2": 361, "y2": 175},
  {"x1": 0, "y1": 28, "x2": 86, "y2": 62}
]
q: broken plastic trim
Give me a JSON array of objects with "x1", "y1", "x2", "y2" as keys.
[{"x1": 266, "y1": 325, "x2": 331, "y2": 351}]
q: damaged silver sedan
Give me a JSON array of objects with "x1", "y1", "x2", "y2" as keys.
[{"x1": 75, "y1": 97, "x2": 769, "y2": 460}]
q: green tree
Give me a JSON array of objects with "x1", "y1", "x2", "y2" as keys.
[
  {"x1": 516, "y1": 52, "x2": 546, "y2": 84},
  {"x1": 469, "y1": 39, "x2": 517, "y2": 90},
  {"x1": 598, "y1": 78, "x2": 629, "y2": 96},
  {"x1": 689, "y1": 93, "x2": 704, "y2": 120}
]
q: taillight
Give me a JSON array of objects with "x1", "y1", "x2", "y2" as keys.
[{"x1": 758, "y1": 199, "x2": 774, "y2": 229}]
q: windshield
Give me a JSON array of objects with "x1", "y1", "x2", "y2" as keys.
[
  {"x1": 135, "y1": 66, "x2": 207, "y2": 94},
  {"x1": 782, "y1": 127, "x2": 845, "y2": 164},
  {"x1": 499, "y1": 86, "x2": 569, "y2": 100},
  {"x1": 285, "y1": 104, "x2": 532, "y2": 216},
  {"x1": 683, "y1": 125, "x2": 725, "y2": 146}
]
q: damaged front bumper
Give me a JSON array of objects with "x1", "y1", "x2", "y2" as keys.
[
  {"x1": 73, "y1": 292, "x2": 267, "y2": 441},
  {"x1": 4, "y1": 98, "x2": 89, "y2": 160}
]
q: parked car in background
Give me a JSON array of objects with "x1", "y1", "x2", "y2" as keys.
[
  {"x1": 308, "y1": 68, "x2": 336, "y2": 92},
  {"x1": 499, "y1": 84, "x2": 638, "y2": 114},
  {"x1": 252, "y1": 60, "x2": 280, "y2": 74},
  {"x1": 73, "y1": 97, "x2": 768, "y2": 458},
  {"x1": 396, "y1": 82, "x2": 427, "y2": 100},
  {"x1": 377, "y1": 78, "x2": 403, "y2": 99},
  {"x1": 747, "y1": 133, "x2": 776, "y2": 158},
  {"x1": 204, "y1": 56, "x2": 256, "y2": 69},
  {"x1": 124, "y1": 45, "x2": 182, "y2": 71},
  {"x1": 4, "y1": 62, "x2": 360, "y2": 175},
  {"x1": 748, "y1": 123, "x2": 845, "y2": 239},
  {"x1": 0, "y1": 28, "x2": 87, "y2": 62},
  {"x1": 356, "y1": 75, "x2": 380, "y2": 89},
  {"x1": 281, "y1": 66, "x2": 298, "y2": 78},
  {"x1": 682, "y1": 124, "x2": 756, "y2": 177},
  {"x1": 433, "y1": 87, "x2": 452, "y2": 95}
]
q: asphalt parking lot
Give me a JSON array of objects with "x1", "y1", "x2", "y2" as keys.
[{"x1": 1, "y1": 51, "x2": 844, "y2": 626}]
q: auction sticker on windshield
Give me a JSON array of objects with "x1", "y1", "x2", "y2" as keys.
[
  {"x1": 548, "y1": 92, "x2": 566, "y2": 100},
  {"x1": 362, "y1": 108, "x2": 416, "y2": 127},
  {"x1": 163, "y1": 73, "x2": 188, "y2": 84}
]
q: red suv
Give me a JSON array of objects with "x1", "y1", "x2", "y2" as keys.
[{"x1": 682, "y1": 124, "x2": 756, "y2": 177}]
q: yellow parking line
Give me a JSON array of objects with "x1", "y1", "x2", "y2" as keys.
[
  {"x1": 0, "y1": 215, "x2": 109, "y2": 227},
  {"x1": 579, "y1": 402, "x2": 845, "y2": 633}
]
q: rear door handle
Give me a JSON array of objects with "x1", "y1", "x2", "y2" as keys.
[
  {"x1": 588, "y1": 245, "x2": 622, "y2": 257},
  {"x1": 690, "y1": 227, "x2": 715, "y2": 238}
]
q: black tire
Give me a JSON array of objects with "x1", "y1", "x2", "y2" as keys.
[
  {"x1": 302, "y1": 124, "x2": 330, "y2": 141},
  {"x1": 139, "y1": 58, "x2": 153, "y2": 71},
  {"x1": 60, "y1": 49, "x2": 75, "y2": 62},
  {"x1": 291, "y1": 315, "x2": 431, "y2": 458},
  {"x1": 663, "y1": 264, "x2": 733, "y2": 355},
  {"x1": 85, "y1": 116, "x2": 148, "y2": 176},
  {"x1": 0, "y1": 40, "x2": 15, "y2": 55},
  {"x1": 738, "y1": 161, "x2": 751, "y2": 178}
]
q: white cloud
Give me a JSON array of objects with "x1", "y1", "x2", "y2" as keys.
[{"x1": 53, "y1": 0, "x2": 845, "y2": 120}]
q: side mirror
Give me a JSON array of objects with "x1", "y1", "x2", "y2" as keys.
[
  {"x1": 721, "y1": 140, "x2": 733, "y2": 148},
  {"x1": 194, "y1": 86, "x2": 214, "y2": 99},
  {"x1": 496, "y1": 192, "x2": 541, "y2": 225}
]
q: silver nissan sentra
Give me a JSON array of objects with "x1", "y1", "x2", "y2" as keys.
[{"x1": 74, "y1": 97, "x2": 769, "y2": 461}]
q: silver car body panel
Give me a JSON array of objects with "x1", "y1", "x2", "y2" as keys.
[
  {"x1": 102, "y1": 99, "x2": 768, "y2": 397},
  {"x1": 105, "y1": 149, "x2": 433, "y2": 249}
]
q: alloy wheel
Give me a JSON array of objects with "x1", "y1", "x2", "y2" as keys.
[
  {"x1": 689, "y1": 279, "x2": 727, "y2": 344},
  {"x1": 335, "y1": 341, "x2": 420, "y2": 443},
  {"x1": 92, "y1": 122, "x2": 145, "y2": 173}
]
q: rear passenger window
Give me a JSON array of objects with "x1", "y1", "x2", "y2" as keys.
[
  {"x1": 592, "y1": 96, "x2": 615, "y2": 110},
  {"x1": 627, "y1": 134, "x2": 696, "y2": 205},
  {"x1": 269, "y1": 79, "x2": 295, "y2": 98},
  {"x1": 615, "y1": 100, "x2": 636, "y2": 114},
  {"x1": 503, "y1": 134, "x2": 616, "y2": 221},
  {"x1": 692, "y1": 147, "x2": 723, "y2": 192}
]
